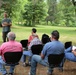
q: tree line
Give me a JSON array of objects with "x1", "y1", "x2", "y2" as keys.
[{"x1": 0, "y1": 0, "x2": 76, "y2": 27}]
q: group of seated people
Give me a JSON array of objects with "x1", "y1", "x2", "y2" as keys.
[
  {"x1": 20, "y1": 28, "x2": 50, "y2": 66},
  {"x1": 0, "y1": 28, "x2": 76, "y2": 75}
]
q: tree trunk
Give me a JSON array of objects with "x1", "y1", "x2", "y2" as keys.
[
  {"x1": 32, "y1": 14, "x2": 35, "y2": 26},
  {"x1": 72, "y1": 0, "x2": 76, "y2": 26},
  {"x1": 72, "y1": 0, "x2": 76, "y2": 6}
]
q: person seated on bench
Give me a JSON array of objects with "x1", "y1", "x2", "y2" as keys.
[{"x1": 0, "y1": 32, "x2": 23, "y2": 75}]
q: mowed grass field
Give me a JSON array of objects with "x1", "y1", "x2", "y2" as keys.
[
  {"x1": 0, "y1": 25, "x2": 76, "y2": 45},
  {"x1": 0, "y1": 25, "x2": 76, "y2": 75}
]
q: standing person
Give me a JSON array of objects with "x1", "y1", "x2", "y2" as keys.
[
  {"x1": 0, "y1": 32, "x2": 23, "y2": 75},
  {"x1": 29, "y1": 30, "x2": 64, "y2": 75},
  {"x1": 28, "y1": 28, "x2": 38, "y2": 46},
  {"x1": 1, "y1": 12, "x2": 12, "y2": 42}
]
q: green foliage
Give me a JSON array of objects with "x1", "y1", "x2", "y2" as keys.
[
  {"x1": 0, "y1": 0, "x2": 76, "y2": 27},
  {"x1": 1, "y1": 0, "x2": 27, "y2": 25},
  {"x1": 23, "y1": 0, "x2": 46, "y2": 26},
  {"x1": 46, "y1": 0, "x2": 57, "y2": 25},
  {"x1": 55, "y1": 0, "x2": 75, "y2": 27}
]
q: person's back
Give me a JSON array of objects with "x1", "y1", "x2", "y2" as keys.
[
  {"x1": 0, "y1": 32, "x2": 23, "y2": 60},
  {"x1": 45, "y1": 41, "x2": 64, "y2": 55},
  {"x1": 1, "y1": 41, "x2": 22, "y2": 58},
  {"x1": 0, "y1": 32, "x2": 23, "y2": 75},
  {"x1": 28, "y1": 34, "x2": 42, "y2": 50},
  {"x1": 42, "y1": 41, "x2": 64, "y2": 63},
  {"x1": 41, "y1": 30, "x2": 64, "y2": 62}
]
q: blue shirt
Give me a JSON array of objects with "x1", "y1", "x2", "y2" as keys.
[
  {"x1": 41, "y1": 40, "x2": 64, "y2": 63},
  {"x1": 2, "y1": 18, "x2": 11, "y2": 32}
]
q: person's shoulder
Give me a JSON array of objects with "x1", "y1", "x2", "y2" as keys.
[
  {"x1": 15, "y1": 41, "x2": 22, "y2": 46},
  {"x1": 2, "y1": 18, "x2": 5, "y2": 22},
  {"x1": 15, "y1": 41, "x2": 21, "y2": 44},
  {"x1": 8, "y1": 18, "x2": 11, "y2": 20},
  {"x1": 44, "y1": 42, "x2": 51, "y2": 46},
  {"x1": 1, "y1": 42, "x2": 8, "y2": 46},
  {"x1": 8, "y1": 18, "x2": 11, "y2": 21},
  {"x1": 59, "y1": 41, "x2": 64, "y2": 45},
  {"x1": 29, "y1": 35, "x2": 33, "y2": 38},
  {"x1": 2, "y1": 19, "x2": 4, "y2": 21}
]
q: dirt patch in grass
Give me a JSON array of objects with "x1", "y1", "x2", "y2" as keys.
[{"x1": 1, "y1": 60, "x2": 75, "y2": 75}]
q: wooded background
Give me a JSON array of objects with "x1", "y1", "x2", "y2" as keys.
[{"x1": 0, "y1": 0, "x2": 76, "y2": 27}]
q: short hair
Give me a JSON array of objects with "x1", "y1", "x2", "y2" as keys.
[
  {"x1": 41, "y1": 34, "x2": 50, "y2": 44},
  {"x1": 7, "y1": 32, "x2": 16, "y2": 40},
  {"x1": 32, "y1": 28, "x2": 37, "y2": 33},
  {"x1": 51, "y1": 30, "x2": 59, "y2": 40}
]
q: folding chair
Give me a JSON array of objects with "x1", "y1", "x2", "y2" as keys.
[
  {"x1": 31, "y1": 44, "x2": 43, "y2": 55},
  {"x1": 65, "y1": 41, "x2": 72, "y2": 49},
  {"x1": 31, "y1": 44, "x2": 43, "y2": 74},
  {"x1": 48, "y1": 53, "x2": 64, "y2": 74},
  {"x1": 4, "y1": 52, "x2": 22, "y2": 74},
  {"x1": 20, "y1": 39, "x2": 28, "y2": 50}
]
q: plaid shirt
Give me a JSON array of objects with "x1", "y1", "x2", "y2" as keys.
[{"x1": 28, "y1": 37, "x2": 42, "y2": 50}]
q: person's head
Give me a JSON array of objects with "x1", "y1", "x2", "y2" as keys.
[
  {"x1": 51, "y1": 30, "x2": 59, "y2": 41},
  {"x1": 32, "y1": 28, "x2": 37, "y2": 34},
  {"x1": 7, "y1": 32, "x2": 16, "y2": 41},
  {"x1": 41, "y1": 34, "x2": 50, "y2": 44},
  {"x1": 4, "y1": 11, "x2": 8, "y2": 18}
]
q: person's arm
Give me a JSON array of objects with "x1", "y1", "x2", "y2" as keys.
[
  {"x1": 0, "y1": 45, "x2": 3, "y2": 55},
  {"x1": 0, "y1": 49, "x2": 1, "y2": 55},
  {"x1": 8, "y1": 22, "x2": 12, "y2": 26},
  {"x1": 2, "y1": 22, "x2": 8, "y2": 26},
  {"x1": 2, "y1": 22, "x2": 12, "y2": 27},
  {"x1": 28, "y1": 35, "x2": 33, "y2": 45},
  {"x1": 40, "y1": 44, "x2": 47, "y2": 59},
  {"x1": 28, "y1": 40, "x2": 34, "y2": 50},
  {"x1": 2, "y1": 18, "x2": 12, "y2": 27},
  {"x1": 40, "y1": 53, "x2": 45, "y2": 59}
]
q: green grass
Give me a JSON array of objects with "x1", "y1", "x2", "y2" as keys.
[{"x1": 0, "y1": 25, "x2": 76, "y2": 45}]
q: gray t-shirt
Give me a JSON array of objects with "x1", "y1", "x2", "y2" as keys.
[{"x1": 2, "y1": 18, "x2": 11, "y2": 32}]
